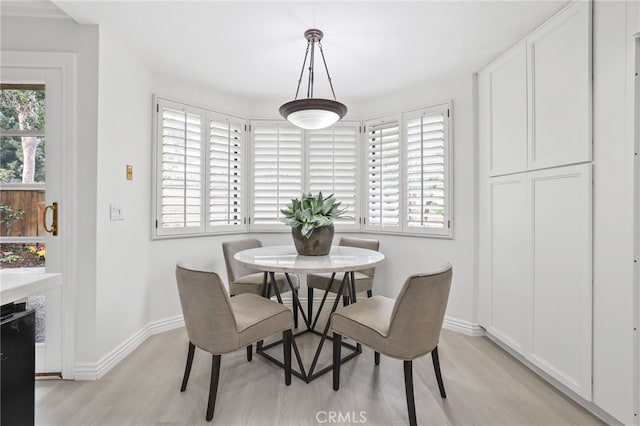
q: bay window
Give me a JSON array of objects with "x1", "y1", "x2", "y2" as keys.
[{"x1": 153, "y1": 96, "x2": 452, "y2": 239}]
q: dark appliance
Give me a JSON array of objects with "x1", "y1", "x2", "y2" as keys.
[{"x1": 1, "y1": 302, "x2": 35, "y2": 426}]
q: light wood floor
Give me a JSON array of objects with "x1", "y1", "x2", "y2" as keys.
[{"x1": 35, "y1": 327, "x2": 603, "y2": 426}]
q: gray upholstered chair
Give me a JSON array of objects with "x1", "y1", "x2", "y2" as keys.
[
  {"x1": 331, "y1": 264, "x2": 453, "y2": 426},
  {"x1": 175, "y1": 262, "x2": 293, "y2": 422},
  {"x1": 307, "y1": 237, "x2": 380, "y2": 320},
  {"x1": 222, "y1": 238, "x2": 300, "y2": 333}
]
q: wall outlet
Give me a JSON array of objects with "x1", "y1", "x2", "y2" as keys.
[{"x1": 110, "y1": 204, "x2": 125, "y2": 221}]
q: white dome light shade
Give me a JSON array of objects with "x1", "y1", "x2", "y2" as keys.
[
  {"x1": 279, "y1": 98, "x2": 347, "y2": 130},
  {"x1": 287, "y1": 110, "x2": 338, "y2": 130}
]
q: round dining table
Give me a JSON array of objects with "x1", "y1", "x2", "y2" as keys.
[{"x1": 234, "y1": 244, "x2": 385, "y2": 382}]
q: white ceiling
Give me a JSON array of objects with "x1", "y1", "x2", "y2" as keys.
[{"x1": 7, "y1": 1, "x2": 569, "y2": 104}]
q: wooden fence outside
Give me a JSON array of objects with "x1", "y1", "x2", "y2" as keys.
[{"x1": 0, "y1": 188, "x2": 46, "y2": 237}]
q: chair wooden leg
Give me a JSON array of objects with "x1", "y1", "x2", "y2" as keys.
[
  {"x1": 342, "y1": 296, "x2": 349, "y2": 307},
  {"x1": 367, "y1": 289, "x2": 373, "y2": 298},
  {"x1": 181, "y1": 341, "x2": 195, "y2": 392},
  {"x1": 333, "y1": 333, "x2": 342, "y2": 390},
  {"x1": 432, "y1": 346, "x2": 447, "y2": 398},
  {"x1": 307, "y1": 287, "x2": 314, "y2": 324},
  {"x1": 283, "y1": 330, "x2": 292, "y2": 386},
  {"x1": 293, "y1": 289, "x2": 299, "y2": 328},
  {"x1": 206, "y1": 354, "x2": 221, "y2": 422},
  {"x1": 374, "y1": 351, "x2": 380, "y2": 365},
  {"x1": 246, "y1": 344, "x2": 252, "y2": 362},
  {"x1": 404, "y1": 360, "x2": 417, "y2": 426}
]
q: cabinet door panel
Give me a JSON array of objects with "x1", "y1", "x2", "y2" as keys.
[
  {"x1": 488, "y1": 44, "x2": 528, "y2": 176},
  {"x1": 529, "y1": 1, "x2": 591, "y2": 170},
  {"x1": 528, "y1": 164, "x2": 592, "y2": 400},
  {"x1": 488, "y1": 175, "x2": 529, "y2": 351}
]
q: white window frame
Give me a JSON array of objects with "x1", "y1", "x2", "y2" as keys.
[
  {"x1": 362, "y1": 115, "x2": 403, "y2": 233},
  {"x1": 248, "y1": 120, "x2": 362, "y2": 233},
  {"x1": 362, "y1": 101, "x2": 453, "y2": 239},
  {"x1": 306, "y1": 120, "x2": 362, "y2": 233},
  {"x1": 402, "y1": 103, "x2": 452, "y2": 237},
  {"x1": 152, "y1": 96, "x2": 247, "y2": 239},
  {"x1": 248, "y1": 120, "x2": 305, "y2": 232},
  {"x1": 206, "y1": 112, "x2": 247, "y2": 233},
  {"x1": 152, "y1": 96, "x2": 452, "y2": 240}
]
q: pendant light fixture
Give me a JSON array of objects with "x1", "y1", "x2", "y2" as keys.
[{"x1": 279, "y1": 29, "x2": 347, "y2": 130}]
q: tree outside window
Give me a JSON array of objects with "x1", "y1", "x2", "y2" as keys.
[{"x1": 0, "y1": 86, "x2": 46, "y2": 184}]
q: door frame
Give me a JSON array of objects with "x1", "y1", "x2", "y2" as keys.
[
  {"x1": 2, "y1": 51, "x2": 77, "y2": 379},
  {"x1": 633, "y1": 33, "x2": 640, "y2": 425}
]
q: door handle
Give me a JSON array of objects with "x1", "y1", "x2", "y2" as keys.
[{"x1": 43, "y1": 202, "x2": 58, "y2": 236}]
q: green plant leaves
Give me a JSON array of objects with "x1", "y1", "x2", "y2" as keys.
[{"x1": 280, "y1": 191, "x2": 349, "y2": 238}]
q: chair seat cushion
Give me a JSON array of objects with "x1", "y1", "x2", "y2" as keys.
[
  {"x1": 230, "y1": 293, "x2": 293, "y2": 347},
  {"x1": 307, "y1": 271, "x2": 372, "y2": 293},
  {"x1": 331, "y1": 296, "x2": 393, "y2": 352},
  {"x1": 230, "y1": 272, "x2": 300, "y2": 296}
]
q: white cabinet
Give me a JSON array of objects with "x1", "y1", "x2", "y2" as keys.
[
  {"x1": 486, "y1": 175, "x2": 529, "y2": 352},
  {"x1": 487, "y1": 43, "x2": 528, "y2": 176},
  {"x1": 478, "y1": 1, "x2": 593, "y2": 400},
  {"x1": 528, "y1": 1, "x2": 591, "y2": 170},
  {"x1": 483, "y1": 165, "x2": 592, "y2": 400},
  {"x1": 527, "y1": 164, "x2": 592, "y2": 400},
  {"x1": 481, "y1": 1, "x2": 591, "y2": 174}
]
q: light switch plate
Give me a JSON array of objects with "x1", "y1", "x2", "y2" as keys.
[{"x1": 110, "y1": 204, "x2": 125, "y2": 221}]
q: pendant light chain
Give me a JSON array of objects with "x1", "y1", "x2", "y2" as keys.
[
  {"x1": 317, "y1": 41, "x2": 338, "y2": 101},
  {"x1": 308, "y1": 38, "x2": 315, "y2": 99},
  {"x1": 294, "y1": 41, "x2": 312, "y2": 100}
]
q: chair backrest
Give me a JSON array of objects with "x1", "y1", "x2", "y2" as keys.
[
  {"x1": 222, "y1": 238, "x2": 263, "y2": 283},
  {"x1": 339, "y1": 237, "x2": 380, "y2": 278},
  {"x1": 387, "y1": 263, "x2": 453, "y2": 359},
  {"x1": 175, "y1": 262, "x2": 239, "y2": 354}
]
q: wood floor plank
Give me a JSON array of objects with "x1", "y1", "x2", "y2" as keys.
[{"x1": 35, "y1": 328, "x2": 604, "y2": 426}]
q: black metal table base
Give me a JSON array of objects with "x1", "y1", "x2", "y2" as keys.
[
  {"x1": 257, "y1": 270, "x2": 360, "y2": 383},
  {"x1": 256, "y1": 329, "x2": 360, "y2": 383}
]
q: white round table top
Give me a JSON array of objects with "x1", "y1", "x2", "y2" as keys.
[{"x1": 234, "y1": 245, "x2": 385, "y2": 274}]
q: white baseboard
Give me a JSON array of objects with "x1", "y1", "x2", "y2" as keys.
[
  {"x1": 73, "y1": 306, "x2": 481, "y2": 381},
  {"x1": 147, "y1": 314, "x2": 184, "y2": 335},
  {"x1": 443, "y1": 316, "x2": 485, "y2": 336},
  {"x1": 74, "y1": 315, "x2": 184, "y2": 381}
]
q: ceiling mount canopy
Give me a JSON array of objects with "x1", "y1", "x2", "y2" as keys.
[{"x1": 279, "y1": 28, "x2": 347, "y2": 130}]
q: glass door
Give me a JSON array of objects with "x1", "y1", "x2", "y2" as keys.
[{"x1": 1, "y1": 67, "x2": 64, "y2": 375}]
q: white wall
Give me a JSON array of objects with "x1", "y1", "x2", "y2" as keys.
[
  {"x1": 591, "y1": 1, "x2": 638, "y2": 423},
  {"x1": 146, "y1": 232, "x2": 292, "y2": 323},
  {"x1": 94, "y1": 27, "x2": 154, "y2": 358},
  {"x1": 93, "y1": 29, "x2": 256, "y2": 359},
  {"x1": 1, "y1": 16, "x2": 100, "y2": 364},
  {"x1": 154, "y1": 74, "x2": 249, "y2": 119},
  {"x1": 354, "y1": 73, "x2": 478, "y2": 327}
]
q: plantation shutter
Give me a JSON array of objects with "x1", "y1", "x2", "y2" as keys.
[
  {"x1": 156, "y1": 99, "x2": 204, "y2": 235},
  {"x1": 307, "y1": 122, "x2": 359, "y2": 229},
  {"x1": 251, "y1": 121, "x2": 303, "y2": 228},
  {"x1": 208, "y1": 114, "x2": 245, "y2": 230},
  {"x1": 403, "y1": 104, "x2": 450, "y2": 234},
  {"x1": 364, "y1": 117, "x2": 401, "y2": 231}
]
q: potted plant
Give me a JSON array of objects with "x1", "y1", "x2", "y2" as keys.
[{"x1": 281, "y1": 192, "x2": 348, "y2": 255}]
